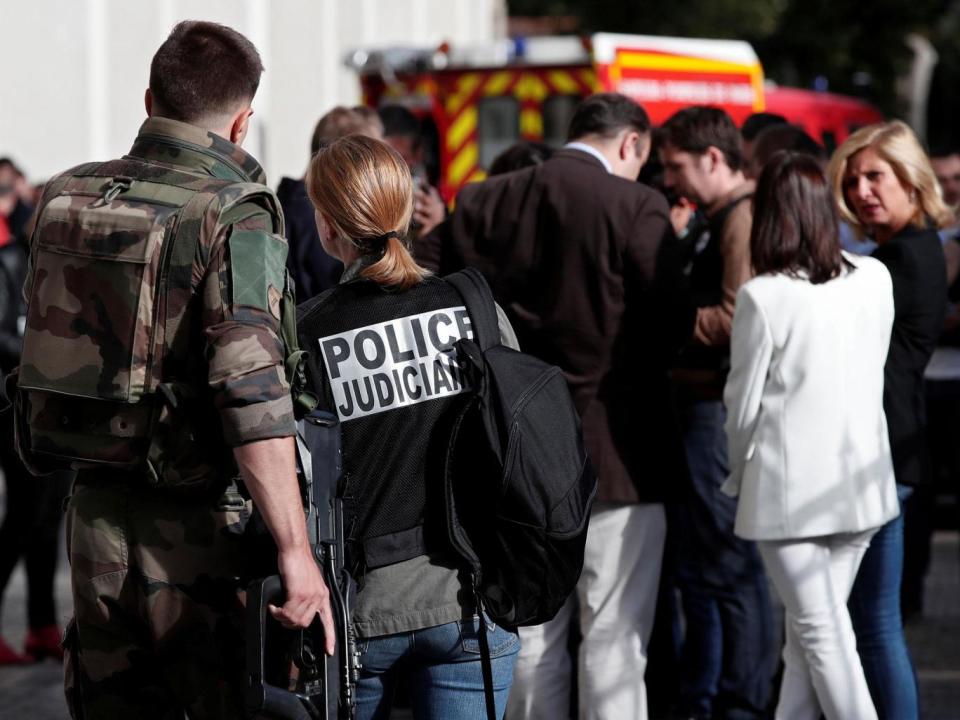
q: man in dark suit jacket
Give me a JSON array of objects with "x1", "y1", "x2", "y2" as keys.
[{"x1": 430, "y1": 93, "x2": 692, "y2": 720}]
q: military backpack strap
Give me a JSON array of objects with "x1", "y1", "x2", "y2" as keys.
[
  {"x1": 159, "y1": 183, "x2": 281, "y2": 375},
  {"x1": 160, "y1": 190, "x2": 214, "y2": 378},
  {"x1": 220, "y1": 184, "x2": 319, "y2": 416},
  {"x1": 160, "y1": 182, "x2": 316, "y2": 414}
]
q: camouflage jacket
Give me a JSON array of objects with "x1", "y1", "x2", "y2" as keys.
[{"x1": 23, "y1": 117, "x2": 296, "y2": 479}]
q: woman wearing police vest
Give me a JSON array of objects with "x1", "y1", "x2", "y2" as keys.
[{"x1": 297, "y1": 135, "x2": 519, "y2": 720}]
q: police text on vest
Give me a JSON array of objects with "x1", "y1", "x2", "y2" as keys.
[{"x1": 319, "y1": 307, "x2": 474, "y2": 421}]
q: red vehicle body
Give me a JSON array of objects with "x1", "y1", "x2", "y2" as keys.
[
  {"x1": 764, "y1": 86, "x2": 883, "y2": 152},
  {"x1": 349, "y1": 33, "x2": 883, "y2": 201}
]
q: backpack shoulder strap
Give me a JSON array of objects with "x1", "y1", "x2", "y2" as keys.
[
  {"x1": 160, "y1": 189, "x2": 217, "y2": 377},
  {"x1": 445, "y1": 268, "x2": 499, "y2": 351},
  {"x1": 161, "y1": 182, "x2": 285, "y2": 377}
]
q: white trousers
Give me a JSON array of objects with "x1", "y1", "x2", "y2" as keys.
[
  {"x1": 506, "y1": 502, "x2": 667, "y2": 720},
  {"x1": 757, "y1": 530, "x2": 879, "y2": 720}
]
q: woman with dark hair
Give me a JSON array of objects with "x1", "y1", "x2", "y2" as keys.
[
  {"x1": 828, "y1": 121, "x2": 950, "y2": 720},
  {"x1": 723, "y1": 152, "x2": 898, "y2": 719},
  {"x1": 297, "y1": 134, "x2": 519, "y2": 719}
]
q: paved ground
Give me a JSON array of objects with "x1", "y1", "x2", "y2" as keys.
[
  {"x1": 0, "y1": 531, "x2": 957, "y2": 718},
  {"x1": 905, "y1": 531, "x2": 960, "y2": 718}
]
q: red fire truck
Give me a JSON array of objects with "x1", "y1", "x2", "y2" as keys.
[{"x1": 348, "y1": 33, "x2": 882, "y2": 201}]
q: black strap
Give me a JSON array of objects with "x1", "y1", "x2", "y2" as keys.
[
  {"x1": 709, "y1": 191, "x2": 753, "y2": 231},
  {"x1": 447, "y1": 269, "x2": 499, "y2": 720},
  {"x1": 445, "y1": 268, "x2": 499, "y2": 352},
  {"x1": 475, "y1": 590, "x2": 498, "y2": 720}
]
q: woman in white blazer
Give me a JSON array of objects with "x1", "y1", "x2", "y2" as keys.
[{"x1": 723, "y1": 152, "x2": 899, "y2": 720}]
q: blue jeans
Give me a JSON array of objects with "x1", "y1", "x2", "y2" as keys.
[
  {"x1": 676, "y1": 396, "x2": 774, "y2": 720},
  {"x1": 356, "y1": 615, "x2": 520, "y2": 720},
  {"x1": 678, "y1": 585, "x2": 722, "y2": 717},
  {"x1": 848, "y1": 484, "x2": 920, "y2": 720}
]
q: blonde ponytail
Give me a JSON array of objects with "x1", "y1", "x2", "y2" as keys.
[
  {"x1": 307, "y1": 134, "x2": 431, "y2": 289},
  {"x1": 361, "y1": 235, "x2": 429, "y2": 290}
]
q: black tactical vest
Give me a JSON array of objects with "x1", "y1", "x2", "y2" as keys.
[{"x1": 297, "y1": 276, "x2": 475, "y2": 575}]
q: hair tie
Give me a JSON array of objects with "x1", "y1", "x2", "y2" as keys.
[{"x1": 353, "y1": 230, "x2": 400, "y2": 255}]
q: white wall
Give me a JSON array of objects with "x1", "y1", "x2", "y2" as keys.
[{"x1": 0, "y1": 0, "x2": 504, "y2": 185}]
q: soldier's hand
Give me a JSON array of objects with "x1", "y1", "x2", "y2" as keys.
[{"x1": 269, "y1": 546, "x2": 336, "y2": 656}]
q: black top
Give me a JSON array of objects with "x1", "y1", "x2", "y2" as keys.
[
  {"x1": 297, "y1": 276, "x2": 474, "y2": 571},
  {"x1": 276, "y1": 177, "x2": 343, "y2": 301},
  {"x1": 872, "y1": 222, "x2": 947, "y2": 486}
]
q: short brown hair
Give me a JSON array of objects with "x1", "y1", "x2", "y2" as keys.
[
  {"x1": 659, "y1": 106, "x2": 743, "y2": 171},
  {"x1": 310, "y1": 106, "x2": 384, "y2": 155},
  {"x1": 149, "y1": 21, "x2": 263, "y2": 124},
  {"x1": 307, "y1": 136, "x2": 428, "y2": 290},
  {"x1": 751, "y1": 151, "x2": 844, "y2": 284}
]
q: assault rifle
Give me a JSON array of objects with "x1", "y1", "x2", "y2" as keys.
[{"x1": 246, "y1": 410, "x2": 360, "y2": 720}]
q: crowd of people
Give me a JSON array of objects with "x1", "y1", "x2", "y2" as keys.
[{"x1": 0, "y1": 18, "x2": 958, "y2": 720}]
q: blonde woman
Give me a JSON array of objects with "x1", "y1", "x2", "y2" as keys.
[
  {"x1": 296, "y1": 135, "x2": 519, "y2": 719},
  {"x1": 828, "y1": 120, "x2": 951, "y2": 720}
]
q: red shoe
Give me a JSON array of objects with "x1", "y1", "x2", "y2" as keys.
[
  {"x1": 0, "y1": 635, "x2": 32, "y2": 665},
  {"x1": 24, "y1": 625, "x2": 64, "y2": 662}
]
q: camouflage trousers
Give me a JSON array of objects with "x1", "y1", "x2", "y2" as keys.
[{"x1": 64, "y1": 478, "x2": 261, "y2": 719}]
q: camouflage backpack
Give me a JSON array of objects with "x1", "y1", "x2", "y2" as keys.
[{"x1": 9, "y1": 159, "x2": 311, "y2": 487}]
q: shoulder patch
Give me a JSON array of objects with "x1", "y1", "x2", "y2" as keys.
[{"x1": 228, "y1": 230, "x2": 288, "y2": 314}]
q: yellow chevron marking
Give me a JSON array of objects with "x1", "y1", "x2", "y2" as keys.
[
  {"x1": 448, "y1": 143, "x2": 479, "y2": 186},
  {"x1": 547, "y1": 71, "x2": 579, "y2": 94},
  {"x1": 579, "y1": 69, "x2": 600, "y2": 92},
  {"x1": 520, "y1": 108, "x2": 543, "y2": 137},
  {"x1": 516, "y1": 74, "x2": 548, "y2": 102},
  {"x1": 447, "y1": 73, "x2": 484, "y2": 115},
  {"x1": 482, "y1": 71, "x2": 515, "y2": 97},
  {"x1": 447, "y1": 106, "x2": 477, "y2": 153}
]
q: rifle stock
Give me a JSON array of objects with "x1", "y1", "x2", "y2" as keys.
[{"x1": 246, "y1": 410, "x2": 359, "y2": 720}]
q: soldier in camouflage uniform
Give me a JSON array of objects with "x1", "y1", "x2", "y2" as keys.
[{"x1": 16, "y1": 21, "x2": 334, "y2": 718}]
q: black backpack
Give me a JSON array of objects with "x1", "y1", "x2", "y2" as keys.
[{"x1": 444, "y1": 269, "x2": 597, "y2": 628}]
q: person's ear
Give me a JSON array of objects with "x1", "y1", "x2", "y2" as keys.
[
  {"x1": 635, "y1": 134, "x2": 651, "y2": 168},
  {"x1": 706, "y1": 146, "x2": 724, "y2": 173},
  {"x1": 230, "y1": 107, "x2": 254, "y2": 146},
  {"x1": 619, "y1": 130, "x2": 639, "y2": 161},
  {"x1": 144, "y1": 89, "x2": 153, "y2": 117},
  {"x1": 316, "y1": 211, "x2": 334, "y2": 240}
]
